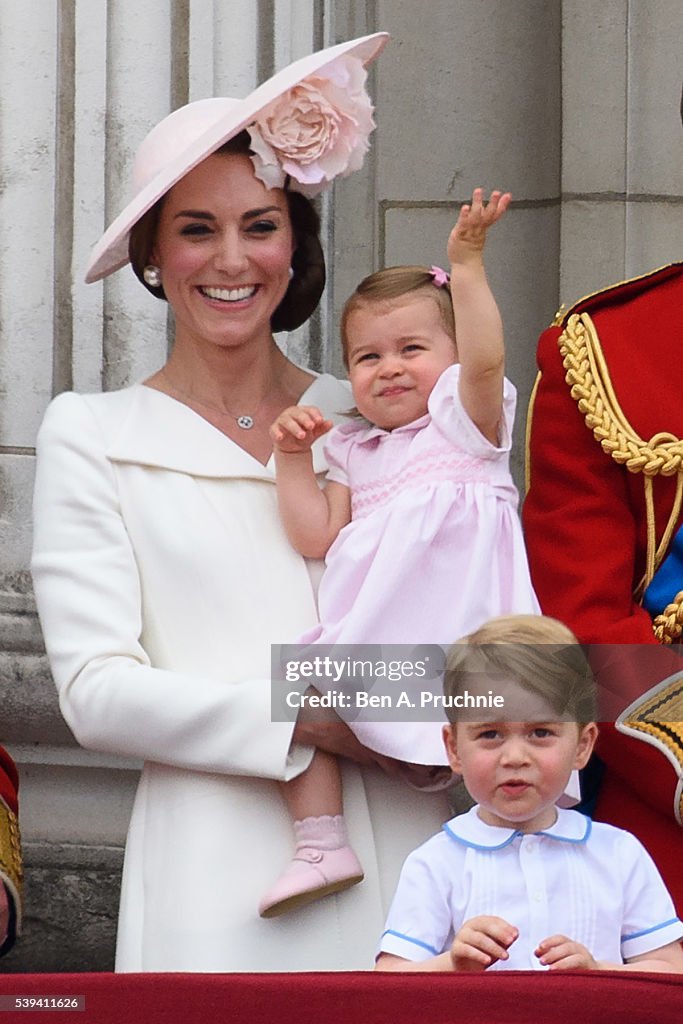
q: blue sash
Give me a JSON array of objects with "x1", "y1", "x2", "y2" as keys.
[{"x1": 643, "y1": 521, "x2": 683, "y2": 616}]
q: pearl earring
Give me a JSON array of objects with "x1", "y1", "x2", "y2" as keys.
[
  {"x1": 143, "y1": 265, "x2": 162, "y2": 288},
  {"x1": 288, "y1": 267, "x2": 294, "y2": 279}
]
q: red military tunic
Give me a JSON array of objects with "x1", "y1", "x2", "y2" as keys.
[
  {"x1": 523, "y1": 263, "x2": 683, "y2": 913},
  {"x1": 0, "y1": 745, "x2": 22, "y2": 955}
]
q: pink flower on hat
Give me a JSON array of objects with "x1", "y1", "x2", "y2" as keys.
[{"x1": 247, "y1": 55, "x2": 375, "y2": 197}]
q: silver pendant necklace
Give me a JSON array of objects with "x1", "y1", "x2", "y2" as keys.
[{"x1": 160, "y1": 371, "x2": 267, "y2": 430}]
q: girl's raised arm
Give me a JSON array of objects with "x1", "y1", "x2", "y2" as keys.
[{"x1": 447, "y1": 188, "x2": 510, "y2": 444}]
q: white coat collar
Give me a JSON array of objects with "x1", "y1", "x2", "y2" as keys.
[
  {"x1": 104, "y1": 373, "x2": 351, "y2": 479},
  {"x1": 443, "y1": 805, "x2": 591, "y2": 850}
]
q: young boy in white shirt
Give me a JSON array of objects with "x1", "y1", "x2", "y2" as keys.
[{"x1": 375, "y1": 615, "x2": 683, "y2": 973}]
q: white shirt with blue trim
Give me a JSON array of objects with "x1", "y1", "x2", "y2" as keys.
[{"x1": 379, "y1": 806, "x2": 683, "y2": 969}]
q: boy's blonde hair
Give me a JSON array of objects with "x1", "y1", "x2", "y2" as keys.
[
  {"x1": 443, "y1": 614, "x2": 598, "y2": 725},
  {"x1": 340, "y1": 266, "x2": 456, "y2": 367}
]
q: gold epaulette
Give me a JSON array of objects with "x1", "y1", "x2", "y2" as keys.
[
  {"x1": 617, "y1": 675, "x2": 683, "y2": 823},
  {"x1": 0, "y1": 799, "x2": 23, "y2": 933},
  {"x1": 549, "y1": 261, "x2": 683, "y2": 330}
]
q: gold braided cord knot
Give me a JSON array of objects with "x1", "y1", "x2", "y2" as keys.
[
  {"x1": 652, "y1": 591, "x2": 683, "y2": 644},
  {"x1": 558, "y1": 312, "x2": 683, "y2": 601}
]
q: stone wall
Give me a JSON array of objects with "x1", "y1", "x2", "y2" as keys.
[{"x1": 1, "y1": 0, "x2": 682, "y2": 971}]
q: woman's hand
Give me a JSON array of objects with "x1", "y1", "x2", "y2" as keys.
[
  {"x1": 292, "y1": 692, "x2": 402, "y2": 775},
  {"x1": 269, "y1": 405, "x2": 333, "y2": 454},
  {"x1": 535, "y1": 934, "x2": 598, "y2": 971},
  {"x1": 450, "y1": 915, "x2": 519, "y2": 971}
]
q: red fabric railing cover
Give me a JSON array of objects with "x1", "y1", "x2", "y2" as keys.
[{"x1": 0, "y1": 970, "x2": 681, "y2": 1023}]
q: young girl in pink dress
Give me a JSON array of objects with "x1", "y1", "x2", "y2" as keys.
[{"x1": 259, "y1": 189, "x2": 539, "y2": 918}]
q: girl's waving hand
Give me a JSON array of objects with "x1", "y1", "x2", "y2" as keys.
[{"x1": 447, "y1": 187, "x2": 510, "y2": 444}]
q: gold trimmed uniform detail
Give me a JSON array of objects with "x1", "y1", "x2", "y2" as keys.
[
  {"x1": 0, "y1": 798, "x2": 23, "y2": 939},
  {"x1": 554, "y1": 262, "x2": 683, "y2": 330},
  {"x1": 524, "y1": 371, "x2": 541, "y2": 495},
  {"x1": 551, "y1": 304, "x2": 567, "y2": 328},
  {"x1": 617, "y1": 675, "x2": 683, "y2": 825},
  {"x1": 652, "y1": 590, "x2": 683, "y2": 644},
  {"x1": 558, "y1": 310, "x2": 683, "y2": 602}
]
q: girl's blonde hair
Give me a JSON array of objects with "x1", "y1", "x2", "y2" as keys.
[
  {"x1": 443, "y1": 614, "x2": 598, "y2": 725},
  {"x1": 340, "y1": 266, "x2": 455, "y2": 367}
]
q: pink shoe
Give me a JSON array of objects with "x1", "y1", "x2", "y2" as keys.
[{"x1": 258, "y1": 845, "x2": 364, "y2": 918}]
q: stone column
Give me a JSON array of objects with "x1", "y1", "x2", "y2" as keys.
[{"x1": 560, "y1": 0, "x2": 683, "y2": 303}]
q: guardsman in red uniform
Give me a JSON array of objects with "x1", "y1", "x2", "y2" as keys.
[
  {"x1": 0, "y1": 745, "x2": 22, "y2": 957},
  {"x1": 524, "y1": 258, "x2": 683, "y2": 914}
]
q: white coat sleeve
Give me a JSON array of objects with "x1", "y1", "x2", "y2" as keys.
[{"x1": 31, "y1": 393, "x2": 313, "y2": 781}]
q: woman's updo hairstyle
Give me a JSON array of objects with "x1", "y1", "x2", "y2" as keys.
[
  {"x1": 128, "y1": 130, "x2": 326, "y2": 332},
  {"x1": 272, "y1": 189, "x2": 325, "y2": 332}
]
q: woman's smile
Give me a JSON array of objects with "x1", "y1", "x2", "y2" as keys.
[{"x1": 199, "y1": 284, "x2": 259, "y2": 303}]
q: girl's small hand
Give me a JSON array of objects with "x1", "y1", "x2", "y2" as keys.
[
  {"x1": 535, "y1": 934, "x2": 598, "y2": 971},
  {"x1": 450, "y1": 915, "x2": 519, "y2": 972},
  {"x1": 269, "y1": 405, "x2": 333, "y2": 454},
  {"x1": 447, "y1": 188, "x2": 511, "y2": 266}
]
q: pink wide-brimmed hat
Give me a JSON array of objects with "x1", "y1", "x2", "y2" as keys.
[{"x1": 85, "y1": 32, "x2": 388, "y2": 283}]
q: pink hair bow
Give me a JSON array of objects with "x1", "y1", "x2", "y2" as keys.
[{"x1": 429, "y1": 265, "x2": 450, "y2": 288}]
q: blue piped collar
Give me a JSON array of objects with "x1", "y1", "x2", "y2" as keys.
[{"x1": 443, "y1": 805, "x2": 591, "y2": 851}]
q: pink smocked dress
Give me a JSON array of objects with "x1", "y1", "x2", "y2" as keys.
[{"x1": 302, "y1": 364, "x2": 540, "y2": 764}]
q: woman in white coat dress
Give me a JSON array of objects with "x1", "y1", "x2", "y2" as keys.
[{"x1": 31, "y1": 35, "x2": 449, "y2": 972}]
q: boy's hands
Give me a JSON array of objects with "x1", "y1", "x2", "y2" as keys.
[
  {"x1": 447, "y1": 187, "x2": 511, "y2": 267},
  {"x1": 450, "y1": 922, "x2": 598, "y2": 972},
  {"x1": 270, "y1": 405, "x2": 333, "y2": 454},
  {"x1": 535, "y1": 934, "x2": 598, "y2": 971},
  {"x1": 450, "y1": 915, "x2": 519, "y2": 972}
]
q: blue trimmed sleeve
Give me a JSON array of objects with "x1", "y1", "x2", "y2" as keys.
[
  {"x1": 376, "y1": 840, "x2": 456, "y2": 962},
  {"x1": 618, "y1": 831, "x2": 683, "y2": 960}
]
